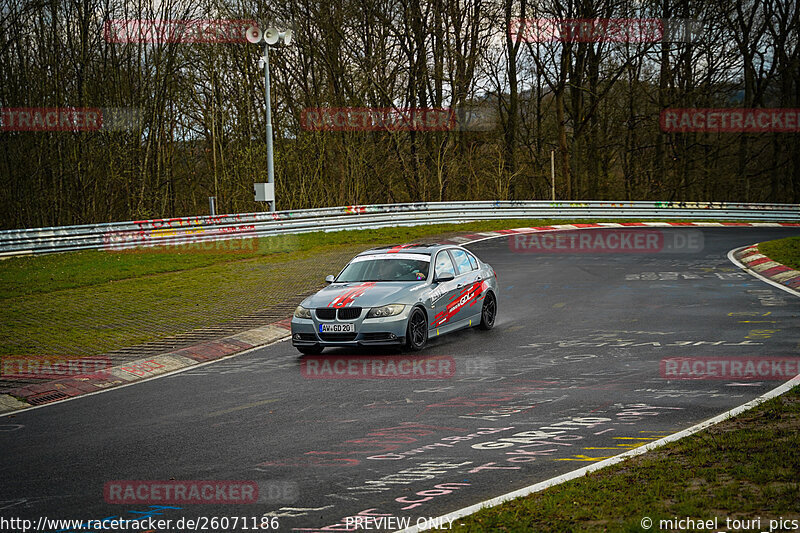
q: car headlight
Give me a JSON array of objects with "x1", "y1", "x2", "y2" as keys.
[
  {"x1": 294, "y1": 305, "x2": 312, "y2": 319},
  {"x1": 366, "y1": 304, "x2": 405, "y2": 319}
]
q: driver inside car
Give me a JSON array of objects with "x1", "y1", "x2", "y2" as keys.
[{"x1": 375, "y1": 259, "x2": 397, "y2": 281}]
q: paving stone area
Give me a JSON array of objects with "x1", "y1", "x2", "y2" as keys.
[{"x1": 0, "y1": 246, "x2": 366, "y2": 393}]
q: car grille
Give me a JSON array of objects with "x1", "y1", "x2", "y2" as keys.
[
  {"x1": 315, "y1": 308, "x2": 336, "y2": 320},
  {"x1": 337, "y1": 307, "x2": 362, "y2": 320},
  {"x1": 315, "y1": 307, "x2": 362, "y2": 321},
  {"x1": 319, "y1": 333, "x2": 358, "y2": 341}
]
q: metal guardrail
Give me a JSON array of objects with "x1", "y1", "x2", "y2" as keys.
[{"x1": 1, "y1": 200, "x2": 799, "y2": 257}]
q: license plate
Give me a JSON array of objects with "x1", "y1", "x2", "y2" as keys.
[{"x1": 319, "y1": 323, "x2": 355, "y2": 333}]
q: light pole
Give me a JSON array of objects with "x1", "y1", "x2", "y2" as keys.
[
  {"x1": 263, "y1": 43, "x2": 274, "y2": 212},
  {"x1": 246, "y1": 25, "x2": 293, "y2": 212}
]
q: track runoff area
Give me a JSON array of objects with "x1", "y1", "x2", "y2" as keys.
[{"x1": 1, "y1": 224, "x2": 799, "y2": 533}]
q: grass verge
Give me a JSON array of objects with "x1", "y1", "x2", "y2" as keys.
[
  {"x1": 436, "y1": 385, "x2": 800, "y2": 532},
  {"x1": 758, "y1": 236, "x2": 800, "y2": 271},
  {"x1": 1, "y1": 218, "x2": 574, "y2": 299}
]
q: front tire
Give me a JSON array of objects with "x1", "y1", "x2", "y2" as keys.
[
  {"x1": 297, "y1": 345, "x2": 323, "y2": 355},
  {"x1": 478, "y1": 291, "x2": 496, "y2": 330},
  {"x1": 405, "y1": 307, "x2": 428, "y2": 351}
]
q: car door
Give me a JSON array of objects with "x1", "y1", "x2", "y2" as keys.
[
  {"x1": 448, "y1": 248, "x2": 484, "y2": 324},
  {"x1": 428, "y1": 249, "x2": 462, "y2": 331}
]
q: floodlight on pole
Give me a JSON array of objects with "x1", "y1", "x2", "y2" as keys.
[{"x1": 246, "y1": 24, "x2": 292, "y2": 212}]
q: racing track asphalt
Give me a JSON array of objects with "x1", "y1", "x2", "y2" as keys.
[{"x1": 1, "y1": 227, "x2": 799, "y2": 532}]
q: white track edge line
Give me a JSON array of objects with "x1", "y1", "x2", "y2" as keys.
[
  {"x1": 727, "y1": 246, "x2": 800, "y2": 298},
  {"x1": 0, "y1": 336, "x2": 291, "y2": 418},
  {"x1": 395, "y1": 372, "x2": 800, "y2": 533}
]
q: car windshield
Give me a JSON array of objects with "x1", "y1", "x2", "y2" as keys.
[{"x1": 336, "y1": 255, "x2": 430, "y2": 282}]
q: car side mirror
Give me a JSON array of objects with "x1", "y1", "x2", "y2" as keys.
[
  {"x1": 435, "y1": 272, "x2": 455, "y2": 283},
  {"x1": 325, "y1": 275, "x2": 335, "y2": 284}
]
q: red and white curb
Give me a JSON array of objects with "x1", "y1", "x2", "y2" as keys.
[
  {"x1": 436, "y1": 221, "x2": 800, "y2": 247},
  {"x1": 731, "y1": 244, "x2": 800, "y2": 295},
  {"x1": 0, "y1": 321, "x2": 291, "y2": 414}
]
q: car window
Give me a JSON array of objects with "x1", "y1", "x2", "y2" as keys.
[
  {"x1": 434, "y1": 251, "x2": 456, "y2": 279},
  {"x1": 337, "y1": 257, "x2": 430, "y2": 282},
  {"x1": 466, "y1": 252, "x2": 479, "y2": 270},
  {"x1": 450, "y1": 249, "x2": 474, "y2": 275}
]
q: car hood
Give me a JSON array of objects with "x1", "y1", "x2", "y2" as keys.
[{"x1": 302, "y1": 281, "x2": 427, "y2": 309}]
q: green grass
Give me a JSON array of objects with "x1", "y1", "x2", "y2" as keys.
[
  {"x1": 758, "y1": 236, "x2": 800, "y2": 271},
  {"x1": 0, "y1": 219, "x2": 565, "y2": 299},
  {"x1": 437, "y1": 386, "x2": 800, "y2": 532}
]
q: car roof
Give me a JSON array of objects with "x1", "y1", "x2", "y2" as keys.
[{"x1": 358, "y1": 243, "x2": 459, "y2": 256}]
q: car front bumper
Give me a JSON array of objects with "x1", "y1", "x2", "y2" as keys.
[{"x1": 290, "y1": 308, "x2": 411, "y2": 348}]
